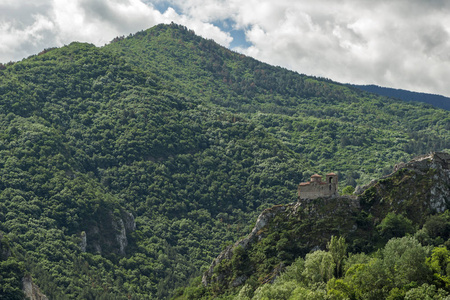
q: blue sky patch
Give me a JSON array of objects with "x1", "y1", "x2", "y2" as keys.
[
  {"x1": 146, "y1": 0, "x2": 180, "y2": 15},
  {"x1": 212, "y1": 19, "x2": 252, "y2": 49},
  {"x1": 229, "y1": 29, "x2": 252, "y2": 49}
]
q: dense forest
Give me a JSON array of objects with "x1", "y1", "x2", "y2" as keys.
[{"x1": 0, "y1": 23, "x2": 450, "y2": 299}]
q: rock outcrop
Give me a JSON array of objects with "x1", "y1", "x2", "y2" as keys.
[
  {"x1": 202, "y1": 196, "x2": 361, "y2": 290},
  {"x1": 79, "y1": 231, "x2": 87, "y2": 252},
  {"x1": 358, "y1": 151, "x2": 450, "y2": 223},
  {"x1": 82, "y1": 209, "x2": 136, "y2": 255},
  {"x1": 202, "y1": 205, "x2": 291, "y2": 286},
  {"x1": 202, "y1": 152, "x2": 450, "y2": 293},
  {"x1": 22, "y1": 275, "x2": 48, "y2": 300},
  {"x1": 113, "y1": 218, "x2": 128, "y2": 255}
]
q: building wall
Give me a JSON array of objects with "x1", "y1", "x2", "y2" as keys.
[
  {"x1": 298, "y1": 183, "x2": 335, "y2": 199},
  {"x1": 298, "y1": 174, "x2": 338, "y2": 199}
]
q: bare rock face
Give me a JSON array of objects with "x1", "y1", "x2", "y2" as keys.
[
  {"x1": 79, "y1": 231, "x2": 87, "y2": 252},
  {"x1": 123, "y1": 211, "x2": 136, "y2": 232},
  {"x1": 358, "y1": 152, "x2": 450, "y2": 223},
  {"x1": 113, "y1": 218, "x2": 128, "y2": 256},
  {"x1": 418, "y1": 153, "x2": 450, "y2": 213},
  {"x1": 22, "y1": 275, "x2": 48, "y2": 300},
  {"x1": 82, "y1": 209, "x2": 136, "y2": 255}
]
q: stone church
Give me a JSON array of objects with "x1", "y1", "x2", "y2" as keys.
[{"x1": 298, "y1": 173, "x2": 338, "y2": 199}]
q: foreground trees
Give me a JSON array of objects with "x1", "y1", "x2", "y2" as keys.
[{"x1": 230, "y1": 237, "x2": 450, "y2": 300}]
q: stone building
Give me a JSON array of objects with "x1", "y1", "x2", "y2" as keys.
[{"x1": 298, "y1": 173, "x2": 338, "y2": 199}]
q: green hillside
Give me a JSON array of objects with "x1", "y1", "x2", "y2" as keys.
[
  {"x1": 0, "y1": 23, "x2": 449, "y2": 299},
  {"x1": 106, "y1": 23, "x2": 450, "y2": 186}
]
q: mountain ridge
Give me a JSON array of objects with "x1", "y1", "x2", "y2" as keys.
[
  {"x1": 105, "y1": 24, "x2": 450, "y2": 184},
  {"x1": 353, "y1": 84, "x2": 450, "y2": 111}
]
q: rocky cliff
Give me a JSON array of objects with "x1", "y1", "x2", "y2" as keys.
[
  {"x1": 202, "y1": 196, "x2": 362, "y2": 292},
  {"x1": 202, "y1": 152, "x2": 450, "y2": 294},
  {"x1": 82, "y1": 209, "x2": 135, "y2": 255},
  {"x1": 22, "y1": 275, "x2": 48, "y2": 300},
  {"x1": 358, "y1": 151, "x2": 450, "y2": 223}
]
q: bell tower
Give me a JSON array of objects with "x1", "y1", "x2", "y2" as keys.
[{"x1": 326, "y1": 173, "x2": 338, "y2": 195}]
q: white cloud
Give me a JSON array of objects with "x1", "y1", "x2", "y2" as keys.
[
  {"x1": 50, "y1": 0, "x2": 164, "y2": 45},
  {"x1": 1, "y1": 0, "x2": 450, "y2": 97},
  {"x1": 166, "y1": 0, "x2": 450, "y2": 96},
  {"x1": 161, "y1": 7, "x2": 232, "y2": 46},
  {"x1": 0, "y1": 0, "x2": 231, "y2": 63},
  {"x1": 0, "y1": 13, "x2": 55, "y2": 60}
]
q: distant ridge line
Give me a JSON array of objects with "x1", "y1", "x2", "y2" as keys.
[{"x1": 352, "y1": 84, "x2": 450, "y2": 111}]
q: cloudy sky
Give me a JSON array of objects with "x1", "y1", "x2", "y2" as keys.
[{"x1": 2, "y1": 0, "x2": 450, "y2": 97}]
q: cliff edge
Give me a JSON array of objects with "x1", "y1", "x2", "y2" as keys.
[{"x1": 201, "y1": 152, "x2": 450, "y2": 294}]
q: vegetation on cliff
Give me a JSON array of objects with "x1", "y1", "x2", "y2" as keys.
[
  {"x1": 0, "y1": 233, "x2": 24, "y2": 298},
  {"x1": 228, "y1": 235, "x2": 450, "y2": 300},
  {"x1": 177, "y1": 152, "x2": 450, "y2": 299},
  {"x1": 0, "y1": 23, "x2": 450, "y2": 299}
]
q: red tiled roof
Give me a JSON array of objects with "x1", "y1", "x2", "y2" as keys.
[{"x1": 311, "y1": 174, "x2": 322, "y2": 178}]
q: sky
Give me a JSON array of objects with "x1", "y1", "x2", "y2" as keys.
[{"x1": 1, "y1": 0, "x2": 450, "y2": 97}]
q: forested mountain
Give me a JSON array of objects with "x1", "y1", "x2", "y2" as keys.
[
  {"x1": 353, "y1": 84, "x2": 450, "y2": 111},
  {"x1": 0, "y1": 23, "x2": 450, "y2": 299},
  {"x1": 105, "y1": 24, "x2": 450, "y2": 185}
]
